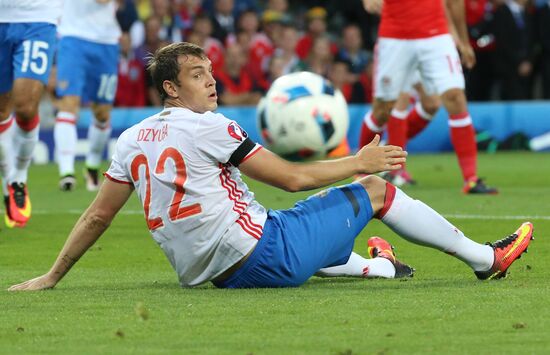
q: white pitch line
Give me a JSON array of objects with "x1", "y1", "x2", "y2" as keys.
[
  {"x1": 443, "y1": 214, "x2": 550, "y2": 221},
  {"x1": 27, "y1": 210, "x2": 550, "y2": 220}
]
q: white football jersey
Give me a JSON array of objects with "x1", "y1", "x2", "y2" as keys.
[
  {"x1": 0, "y1": 0, "x2": 63, "y2": 25},
  {"x1": 58, "y1": 0, "x2": 121, "y2": 45},
  {"x1": 106, "y1": 107, "x2": 267, "y2": 287}
]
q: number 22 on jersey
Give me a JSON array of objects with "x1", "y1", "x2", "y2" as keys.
[{"x1": 131, "y1": 147, "x2": 202, "y2": 231}]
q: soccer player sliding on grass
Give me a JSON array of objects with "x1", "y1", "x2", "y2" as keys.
[{"x1": 9, "y1": 43, "x2": 534, "y2": 291}]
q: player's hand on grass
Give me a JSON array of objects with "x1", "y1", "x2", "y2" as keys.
[
  {"x1": 8, "y1": 274, "x2": 57, "y2": 291},
  {"x1": 355, "y1": 135, "x2": 407, "y2": 174}
]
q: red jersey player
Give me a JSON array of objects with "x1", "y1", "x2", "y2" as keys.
[{"x1": 360, "y1": 0, "x2": 497, "y2": 194}]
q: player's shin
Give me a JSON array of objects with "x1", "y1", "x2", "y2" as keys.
[
  {"x1": 359, "y1": 111, "x2": 385, "y2": 149},
  {"x1": 86, "y1": 118, "x2": 111, "y2": 169},
  {"x1": 12, "y1": 114, "x2": 40, "y2": 183},
  {"x1": 406, "y1": 102, "x2": 433, "y2": 139},
  {"x1": 449, "y1": 112, "x2": 477, "y2": 182},
  {"x1": 387, "y1": 108, "x2": 408, "y2": 150},
  {"x1": 0, "y1": 115, "x2": 14, "y2": 194},
  {"x1": 54, "y1": 112, "x2": 78, "y2": 176},
  {"x1": 377, "y1": 183, "x2": 493, "y2": 272}
]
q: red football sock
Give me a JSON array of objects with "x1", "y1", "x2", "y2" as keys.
[
  {"x1": 388, "y1": 108, "x2": 408, "y2": 149},
  {"x1": 359, "y1": 111, "x2": 385, "y2": 149},
  {"x1": 15, "y1": 114, "x2": 40, "y2": 132},
  {"x1": 449, "y1": 112, "x2": 477, "y2": 182},
  {"x1": 376, "y1": 182, "x2": 396, "y2": 219},
  {"x1": 407, "y1": 102, "x2": 432, "y2": 139},
  {"x1": 388, "y1": 108, "x2": 408, "y2": 170}
]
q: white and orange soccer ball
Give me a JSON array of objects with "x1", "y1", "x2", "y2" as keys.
[{"x1": 256, "y1": 72, "x2": 349, "y2": 159}]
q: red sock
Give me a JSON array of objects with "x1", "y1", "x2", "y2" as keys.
[
  {"x1": 449, "y1": 112, "x2": 477, "y2": 182},
  {"x1": 359, "y1": 111, "x2": 385, "y2": 149},
  {"x1": 376, "y1": 182, "x2": 396, "y2": 219},
  {"x1": 388, "y1": 108, "x2": 408, "y2": 149},
  {"x1": 407, "y1": 103, "x2": 432, "y2": 139},
  {"x1": 15, "y1": 114, "x2": 40, "y2": 132}
]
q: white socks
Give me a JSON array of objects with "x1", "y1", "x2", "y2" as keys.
[
  {"x1": 86, "y1": 119, "x2": 111, "y2": 169},
  {"x1": 317, "y1": 252, "x2": 396, "y2": 278},
  {"x1": 0, "y1": 116, "x2": 14, "y2": 195},
  {"x1": 54, "y1": 111, "x2": 78, "y2": 176},
  {"x1": 55, "y1": 112, "x2": 111, "y2": 175},
  {"x1": 12, "y1": 122, "x2": 40, "y2": 183},
  {"x1": 381, "y1": 187, "x2": 493, "y2": 272}
]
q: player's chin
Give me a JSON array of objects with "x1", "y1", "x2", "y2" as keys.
[{"x1": 207, "y1": 100, "x2": 218, "y2": 111}]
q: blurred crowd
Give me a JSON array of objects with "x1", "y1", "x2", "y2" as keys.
[{"x1": 101, "y1": 0, "x2": 550, "y2": 107}]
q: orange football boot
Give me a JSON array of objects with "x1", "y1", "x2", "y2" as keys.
[
  {"x1": 4, "y1": 195, "x2": 26, "y2": 228},
  {"x1": 475, "y1": 222, "x2": 534, "y2": 280},
  {"x1": 367, "y1": 236, "x2": 415, "y2": 278},
  {"x1": 6, "y1": 182, "x2": 31, "y2": 225}
]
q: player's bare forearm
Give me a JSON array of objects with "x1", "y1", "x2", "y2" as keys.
[
  {"x1": 240, "y1": 135, "x2": 406, "y2": 192},
  {"x1": 445, "y1": 0, "x2": 476, "y2": 68},
  {"x1": 241, "y1": 151, "x2": 357, "y2": 192},
  {"x1": 443, "y1": 0, "x2": 460, "y2": 44},
  {"x1": 7, "y1": 209, "x2": 111, "y2": 292},
  {"x1": 48, "y1": 209, "x2": 112, "y2": 282},
  {"x1": 8, "y1": 180, "x2": 133, "y2": 291},
  {"x1": 445, "y1": 0, "x2": 469, "y2": 46},
  {"x1": 287, "y1": 156, "x2": 363, "y2": 191}
]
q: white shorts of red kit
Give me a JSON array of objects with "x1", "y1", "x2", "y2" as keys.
[{"x1": 373, "y1": 34, "x2": 465, "y2": 101}]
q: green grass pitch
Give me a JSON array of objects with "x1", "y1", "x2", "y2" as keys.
[{"x1": 1, "y1": 152, "x2": 549, "y2": 354}]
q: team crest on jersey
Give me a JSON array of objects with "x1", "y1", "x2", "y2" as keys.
[
  {"x1": 58, "y1": 80, "x2": 69, "y2": 90},
  {"x1": 227, "y1": 122, "x2": 248, "y2": 142}
]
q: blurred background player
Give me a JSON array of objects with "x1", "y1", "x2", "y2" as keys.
[
  {"x1": 359, "y1": 77, "x2": 440, "y2": 186},
  {"x1": 377, "y1": 77, "x2": 441, "y2": 186},
  {"x1": 360, "y1": 0, "x2": 498, "y2": 194},
  {"x1": 54, "y1": 0, "x2": 121, "y2": 191},
  {"x1": 0, "y1": 0, "x2": 63, "y2": 227}
]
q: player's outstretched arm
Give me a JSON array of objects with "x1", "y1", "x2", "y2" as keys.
[
  {"x1": 239, "y1": 135, "x2": 406, "y2": 192},
  {"x1": 446, "y1": 0, "x2": 476, "y2": 69},
  {"x1": 8, "y1": 180, "x2": 133, "y2": 291}
]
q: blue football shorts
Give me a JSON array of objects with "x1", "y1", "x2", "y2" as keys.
[
  {"x1": 214, "y1": 182, "x2": 374, "y2": 288},
  {"x1": 56, "y1": 36, "x2": 119, "y2": 104},
  {"x1": 0, "y1": 22, "x2": 57, "y2": 94}
]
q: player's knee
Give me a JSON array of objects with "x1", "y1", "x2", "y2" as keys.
[
  {"x1": 422, "y1": 96, "x2": 441, "y2": 115},
  {"x1": 442, "y1": 88, "x2": 467, "y2": 113},
  {"x1": 12, "y1": 100, "x2": 38, "y2": 121},
  {"x1": 0, "y1": 107, "x2": 11, "y2": 121},
  {"x1": 372, "y1": 102, "x2": 393, "y2": 125},
  {"x1": 92, "y1": 106, "x2": 112, "y2": 122},
  {"x1": 57, "y1": 96, "x2": 80, "y2": 114},
  {"x1": 356, "y1": 175, "x2": 387, "y2": 213},
  {"x1": 94, "y1": 113, "x2": 110, "y2": 123},
  {"x1": 395, "y1": 93, "x2": 411, "y2": 111}
]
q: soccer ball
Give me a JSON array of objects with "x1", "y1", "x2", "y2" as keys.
[{"x1": 257, "y1": 72, "x2": 349, "y2": 159}]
